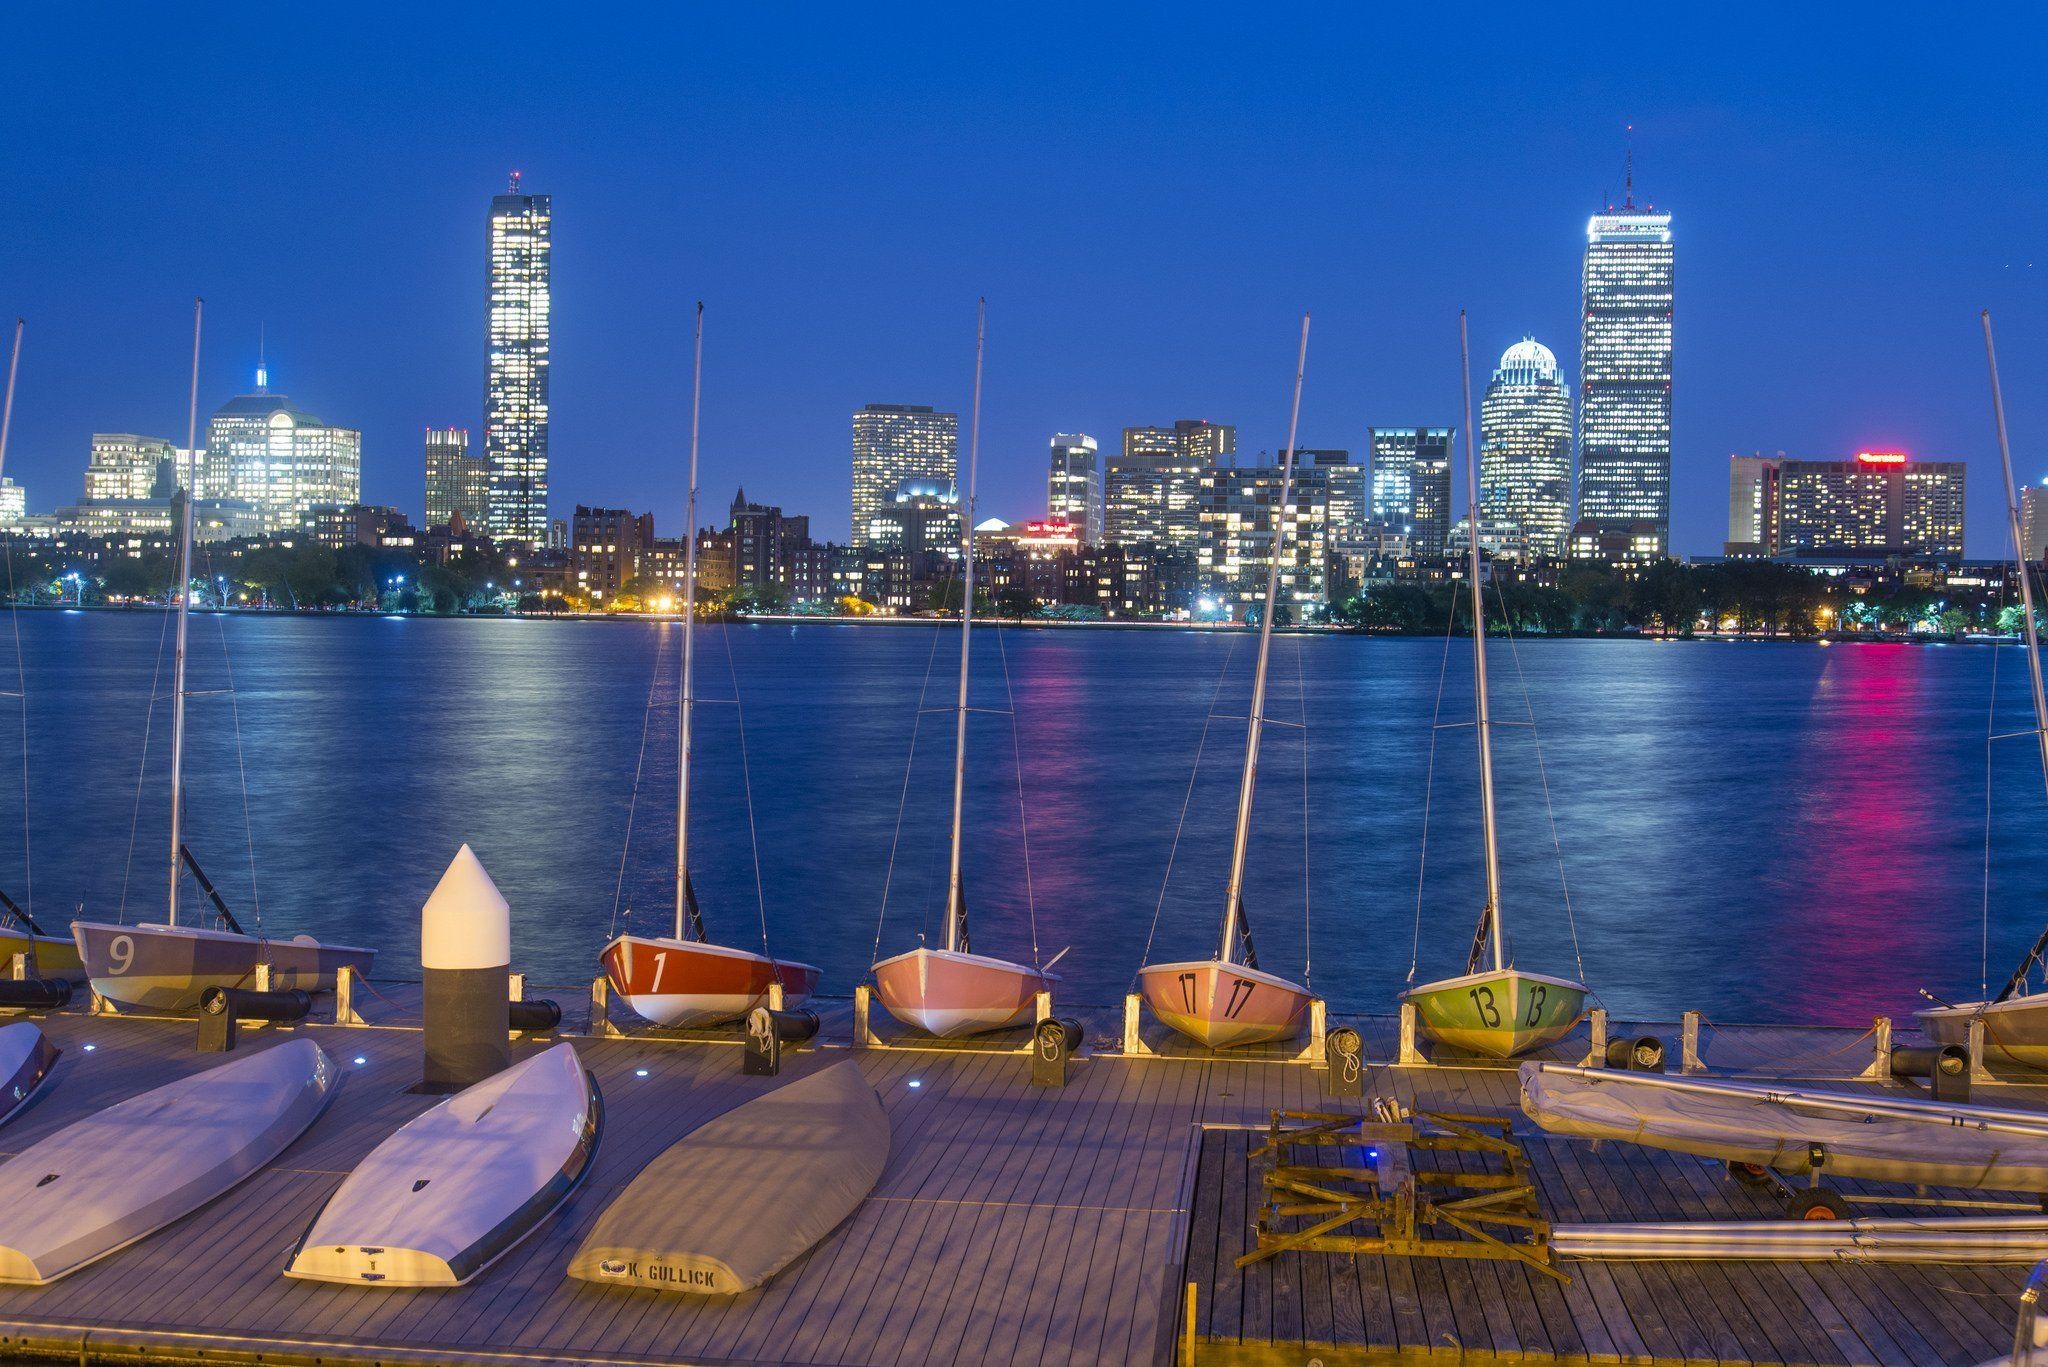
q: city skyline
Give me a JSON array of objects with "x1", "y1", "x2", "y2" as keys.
[{"x1": 2, "y1": 7, "x2": 2043, "y2": 556}]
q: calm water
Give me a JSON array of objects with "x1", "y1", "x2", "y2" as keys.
[{"x1": 6, "y1": 610, "x2": 2041, "y2": 1026}]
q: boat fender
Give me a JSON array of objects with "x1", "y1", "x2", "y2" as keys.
[
  {"x1": 509, "y1": 998, "x2": 562, "y2": 1033},
  {"x1": 1606, "y1": 1035, "x2": 1665, "y2": 1072},
  {"x1": 0, "y1": 978, "x2": 72, "y2": 1011}
]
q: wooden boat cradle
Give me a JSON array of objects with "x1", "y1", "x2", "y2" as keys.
[{"x1": 1236, "y1": 1106, "x2": 1566, "y2": 1283}]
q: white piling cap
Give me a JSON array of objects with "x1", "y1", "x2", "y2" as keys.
[{"x1": 420, "y1": 844, "x2": 512, "y2": 971}]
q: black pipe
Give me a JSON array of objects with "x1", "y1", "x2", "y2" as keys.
[
  {"x1": 200, "y1": 985, "x2": 311, "y2": 1022},
  {"x1": 1607, "y1": 1035, "x2": 1666, "y2": 1071},
  {"x1": 1035, "y1": 1016, "x2": 1085, "y2": 1055},
  {"x1": 509, "y1": 998, "x2": 562, "y2": 1032},
  {"x1": 753, "y1": 1007, "x2": 820, "y2": 1043},
  {"x1": 0, "y1": 978, "x2": 71, "y2": 1009},
  {"x1": 1890, "y1": 1044, "x2": 1968, "y2": 1079}
]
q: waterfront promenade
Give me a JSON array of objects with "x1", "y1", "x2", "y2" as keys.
[{"x1": 0, "y1": 986, "x2": 2022, "y2": 1366}]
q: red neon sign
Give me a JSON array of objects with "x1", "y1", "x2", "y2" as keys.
[{"x1": 1856, "y1": 451, "x2": 1909, "y2": 465}]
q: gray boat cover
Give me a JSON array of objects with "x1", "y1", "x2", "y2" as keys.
[
  {"x1": 569, "y1": 1061, "x2": 888, "y2": 1293},
  {"x1": 1522, "y1": 1062, "x2": 2048, "y2": 1193}
]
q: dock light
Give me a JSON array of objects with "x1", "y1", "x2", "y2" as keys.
[
  {"x1": 907, "y1": 1078, "x2": 922, "y2": 1089},
  {"x1": 635, "y1": 1068, "x2": 650, "y2": 1078},
  {"x1": 81, "y1": 1043, "x2": 96, "y2": 1053},
  {"x1": 353, "y1": 1056, "x2": 367, "y2": 1066}
]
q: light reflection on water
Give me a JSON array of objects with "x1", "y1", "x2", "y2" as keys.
[{"x1": 10, "y1": 610, "x2": 2041, "y2": 1026}]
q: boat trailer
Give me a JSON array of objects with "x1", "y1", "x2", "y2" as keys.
[{"x1": 1236, "y1": 1105, "x2": 1566, "y2": 1282}]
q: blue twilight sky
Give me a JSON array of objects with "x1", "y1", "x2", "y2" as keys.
[{"x1": 1, "y1": 3, "x2": 2045, "y2": 554}]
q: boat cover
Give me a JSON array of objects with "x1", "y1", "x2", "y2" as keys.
[
  {"x1": 0, "y1": 1037, "x2": 337, "y2": 1284},
  {"x1": 1522, "y1": 1062, "x2": 2048, "y2": 1193},
  {"x1": 285, "y1": 1042, "x2": 600, "y2": 1287},
  {"x1": 569, "y1": 1060, "x2": 888, "y2": 1293}
]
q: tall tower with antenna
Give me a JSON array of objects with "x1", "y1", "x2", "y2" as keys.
[
  {"x1": 1574, "y1": 131, "x2": 1674, "y2": 558},
  {"x1": 484, "y1": 170, "x2": 552, "y2": 548}
]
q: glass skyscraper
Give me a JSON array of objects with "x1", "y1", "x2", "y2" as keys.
[
  {"x1": 425, "y1": 427, "x2": 489, "y2": 530},
  {"x1": 1367, "y1": 428, "x2": 1453, "y2": 555},
  {"x1": 851, "y1": 404, "x2": 957, "y2": 547},
  {"x1": 1479, "y1": 339, "x2": 1572, "y2": 558},
  {"x1": 485, "y1": 173, "x2": 552, "y2": 547},
  {"x1": 1046, "y1": 433, "x2": 1103, "y2": 545},
  {"x1": 1105, "y1": 420, "x2": 1234, "y2": 548},
  {"x1": 206, "y1": 383, "x2": 362, "y2": 534},
  {"x1": 1576, "y1": 193, "x2": 1673, "y2": 553}
]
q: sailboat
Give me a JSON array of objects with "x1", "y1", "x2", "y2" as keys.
[
  {"x1": 601, "y1": 304, "x2": 818, "y2": 1027},
  {"x1": 0, "y1": 320, "x2": 81, "y2": 979},
  {"x1": 1399, "y1": 312, "x2": 1587, "y2": 1060},
  {"x1": 1919, "y1": 311, "x2": 2048, "y2": 1069},
  {"x1": 871, "y1": 300, "x2": 1055, "y2": 1038},
  {"x1": 1136, "y1": 314, "x2": 1315, "y2": 1050},
  {"x1": 72, "y1": 300, "x2": 375, "y2": 1012}
]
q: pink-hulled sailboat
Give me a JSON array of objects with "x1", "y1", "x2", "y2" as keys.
[
  {"x1": 872, "y1": 300, "x2": 1055, "y2": 1038},
  {"x1": 1137, "y1": 314, "x2": 1315, "y2": 1050},
  {"x1": 601, "y1": 304, "x2": 818, "y2": 1028}
]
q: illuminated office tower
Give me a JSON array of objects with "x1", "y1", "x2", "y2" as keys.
[
  {"x1": 1576, "y1": 171, "x2": 1674, "y2": 553},
  {"x1": 1368, "y1": 428, "x2": 1453, "y2": 555},
  {"x1": 2022, "y1": 478, "x2": 2048, "y2": 564},
  {"x1": 485, "y1": 172, "x2": 552, "y2": 547},
  {"x1": 425, "y1": 427, "x2": 489, "y2": 530},
  {"x1": 1479, "y1": 339, "x2": 1573, "y2": 558},
  {"x1": 851, "y1": 404, "x2": 957, "y2": 548},
  {"x1": 1047, "y1": 433, "x2": 1103, "y2": 544},
  {"x1": 206, "y1": 373, "x2": 362, "y2": 534},
  {"x1": 1725, "y1": 453, "x2": 1783, "y2": 554},
  {"x1": 1105, "y1": 419, "x2": 1234, "y2": 548},
  {"x1": 85, "y1": 434, "x2": 177, "y2": 501},
  {"x1": 1776, "y1": 451, "x2": 1964, "y2": 560}
]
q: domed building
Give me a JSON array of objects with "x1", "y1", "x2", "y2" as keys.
[
  {"x1": 1479, "y1": 338, "x2": 1572, "y2": 559},
  {"x1": 204, "y1": 367, "x2": 361, "y2": 535}
]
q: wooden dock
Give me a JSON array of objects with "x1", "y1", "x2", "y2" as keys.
[{"x1": 0, "y1": 988, "x2": 2025, "y2": 1366}]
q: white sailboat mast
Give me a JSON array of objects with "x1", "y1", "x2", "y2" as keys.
[
  {"x1": 1982, "y1": 310, "x2": 2048, "y2": 795},
  {"x1": 167, "y1": 298, "x2": 202, "y2": 928},
  {"x1": 944, "y1": 299, "x2": 986, "y2": 954},
  {"x1": 1219, "y1": 313, "x2": 1311, "y2": 965},
  {"x1": 675, "y1": 302, "x2": 704, "y2": 942},
  {"x1": 1459, "y1": 312, "x2": 1505, "y2": 973}
]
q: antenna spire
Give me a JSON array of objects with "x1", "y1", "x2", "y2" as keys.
[
  {"x1": 255, "y1": 322, "x2": 268, "y2": 392},
  {"x1": 1622, "y1": 124, "x2": 1636, "y2": 211},
  {"x1": 509, "y1": 169, "x2": 522, "y2": 194}
]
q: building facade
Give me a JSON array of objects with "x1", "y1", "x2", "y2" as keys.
[
  {"x1": 485, "y1": 174, "x2": 553, "y2": 547},
  {"x1": 85, "y1": 434, "x2": 178, "y2": 502},
  {"x1": 205, "y1": 388, "x2": 362, "y2": 534},
  {"x1": 1368, "y1": 428, "x2": 1453, "y2": 556},
  {"x1": 1725, "y1": 453, "x2": 1784, "y2": 555},
  {"x1": 1479, "y1": 340, "x2": 1572, "y2": 559},
  {"x1": 2022, "y1": 479, "x2": 2048, "y2": 565},
  {"x1": 1105, "y1": 419, "x2": 1234, "y2": 549},
  {"x1": 1776, "y1": 452, "x2": 1965, "y2": 560},
  {"x1": 1047, "y1": 433, "x2": 1103, "y2": 545},
  {"x1": 569, "y1": 505, "x2": 655, "y2": 602},
  {"x1": 424, "y1": 427, "x2": 489, "y2": 530},
  {"x1": 851, "y1": 404, "x2": 956, "y2": 548},
  {"x1": 865, "y1": 478, "x2": 962, "y2": 562},
  {"x1": 1577, "y1": 196, "x2": 1674, "y2": 554},
  {"x1": 1197, "y1": 454, "x2": 1352, "y2": 610}
]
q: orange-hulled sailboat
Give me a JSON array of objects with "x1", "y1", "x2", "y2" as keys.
[
  {"x1": 1137, "y1": 314, "x2": 1315, "y2": 1050},
  {"x1": 872, "y1": 300, "x2": 1055, "y2": 1038},
  {"x1": 601, "y1": 304, "x2": 818, "y2": 1027}
]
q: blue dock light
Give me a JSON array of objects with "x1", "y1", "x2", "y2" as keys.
[
  {"x1": 634, "y1": 1068, "x2": 650, "y2": 1078},
  {"x1": 907, "y1": 1078, "x2": 922, "y2": 1089}
]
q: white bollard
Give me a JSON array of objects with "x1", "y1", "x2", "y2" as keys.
[{"x1": 419, "y1": 844, "x2": 512, "y2": 1094}]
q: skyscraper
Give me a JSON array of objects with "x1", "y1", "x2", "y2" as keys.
[
  {"x1": 1726, "y1": 453, "x2": 1783, "y2": 554},
  {"x1": 424, "y1": 427, "x2": 489, "y2": 530},
  {"x1": 1047, "y1": 433, "x2": 1103, "y2": 545},
  {"x1": 85, "y1": 434, "x2": 177, "y2": 501},
  {"x1": 1368, "y1": 428, "x2": 1454, "y2": 555},
  {"x1": 1775, "y1": 451, "x2": 1964, "y2": 560},
  {"x1": 485, "y1": 172, "x2": 552, "y2": 547},
  {"x1": 1479, "y1": 339, "x2": 1572, "y2": 558},
  {"x1": 851, "y1": 404, "x2": 957, "y2": 547},
  {"x1": 1105, "y1": 419, "x2": 1234, "y2": 548},
  {"x1": 205, "y1": 370, "x2": 361, "y2": 534},
  {"x1": 1576, "y1": 171, "x2": 1674, "y2": 554}
]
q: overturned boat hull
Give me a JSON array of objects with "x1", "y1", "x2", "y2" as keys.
[
  {"x1": 73, "y1": 920, "x2": 376, "y2": 1013},
  {"x1": 0, "y1": 1037, "x2": 337, "y2": 1284},
  {"x1": 1138, "y1": 959, "x2": 1310, "y2": 1049},
  {"x1": 0, "y1": 1022, "x2": 58, "y2": 1129},
  {"x1": 1522, "y1": 1061, "x2": 2048, "y2": 1192},
  {"x1": 286, "y1": 1043, "x2": 602, "y2": 1287},
  {"x1": 601, "y1": 933, "x2": 820, "y2": 1029},
  {"x1": 871, "y1": 946, "x2": 1051, "y2": 1038},
  {"x1": 571, "y1": 1061, "x2": 888, "y2": 1294},
  {"x1": 1404, "y1": 967, "x2": 1587, "y2": 1058}
]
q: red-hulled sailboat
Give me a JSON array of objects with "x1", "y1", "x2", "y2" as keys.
[
  {"x1": 1137, "y1": 314, "x2": 1314, "y2": 1049},
  {"x1": 601, "y1": 305, "x2": 818, "y2": 1027},
  {"x1": 872, "y1": 300, "x2": 1055, "y2": 1038}
]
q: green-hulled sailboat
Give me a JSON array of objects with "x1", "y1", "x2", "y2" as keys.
[{"x1": 1400, "y1": 313, "x2": 1588, "y2": 1060}]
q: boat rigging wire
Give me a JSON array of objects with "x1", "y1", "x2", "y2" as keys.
[
  {"x1": 991, "y1": 622, "x2": 1041, "y2": 972},
  {"x1": 1294, "y1": 632, "x2": 1311, "y2": 987},
  {"x1": 607, "y1": 621, "x2": 670, "y2": 939},
  {"x1": 200, "y1": 545, "x2": 262, "y2": 932},
  {"x1": 1985, "y1": 603, "x2": 2004, "y2": 998},
  {"x1": 1406, "y1": 588, "x2": 1461, "y2": 982},
  {"x1": 873, "y1": 603, "x2": 950, "y2": 962},
  {"x1": 0, "y1": 321, "x2": 30, "y2": 921},
  {"x1": 716, "y1": 616, "x2": 774, "y2": 958},
  {"x1": 1131, "y1": 629, "x2": 1242, "y2": 989},
  {"x1": 1490, "y1": 572, "x2": 1586, "y2": 983},
  {"x1": 117, "y1": 568, "x2": 176, "y2": 922}
]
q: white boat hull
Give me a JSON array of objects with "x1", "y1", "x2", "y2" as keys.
[
  {"x1": 286, "y1": 1043, "x2": 602, "y2": 1287},
  {"x1": 0, "y1": 1038, "x2": 337, "y2": 1284},
  {"x1": 1919, "y1": 998, "x2": 2048, "y2": 1070}
]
